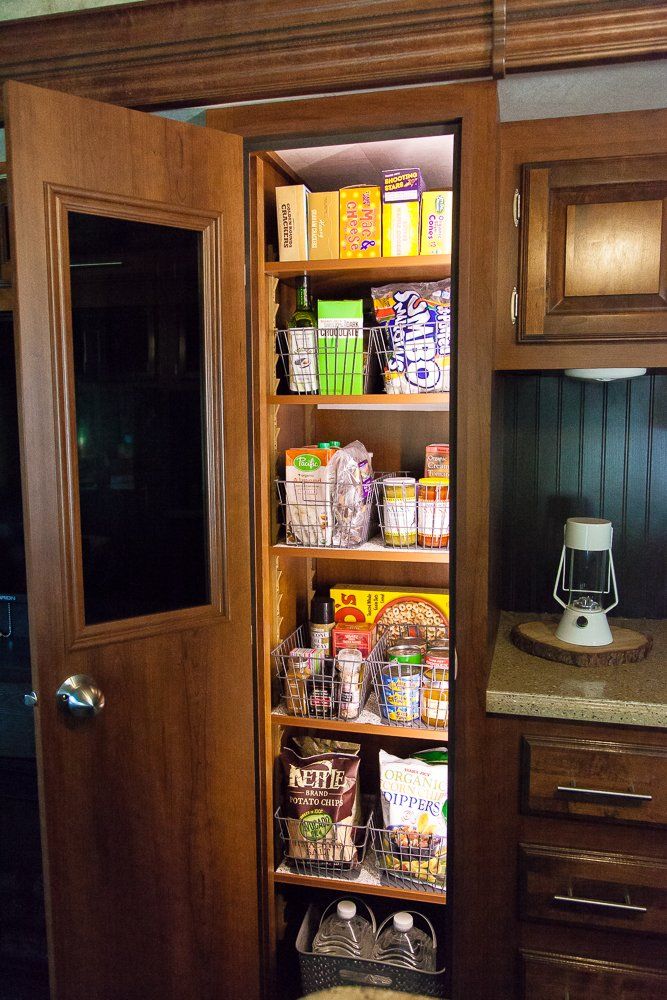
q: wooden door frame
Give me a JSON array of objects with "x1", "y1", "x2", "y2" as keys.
[{"x1": 208, "y1": 80, "x2": 502, "y2": 999}]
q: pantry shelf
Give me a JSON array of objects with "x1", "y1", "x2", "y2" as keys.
[
  {"x1": 271, "y1": 704, "x2": 448, "y2": 742},
  {"x1": 269, "y1": 393, "x2": 450, "y2": 411},
  {"x1": 273, "y1": 853, "x2": 447, "y2": 906},
  {"x1": 264, "y1": 254, "x2": 451, "y2": 288},
  {"x1": 270, "y1": 537, "x2": 449, "y2": 563}
]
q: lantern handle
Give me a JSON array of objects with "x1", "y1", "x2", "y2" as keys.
[
  {"x1": 552, "y1": 545, "x2": 567, "y2": 610},
  {"x1": 603, "y1": 554, "x2": 619, "y2": 614}
]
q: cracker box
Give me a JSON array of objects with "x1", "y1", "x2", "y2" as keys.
[
  {"x1": 382, "y1": 202, "x2": 420, "y2": 257},
  {"x1": 340, "y1": 186, "x2": 381, "y2": 258},
  {"x1": 309, "y1": 191, "x2": 339, "y2": 260},
  {"x1": 316, "y1": 300, "x2": 364, "y2": 395},
  {"x1": 332, "y1": 621, "x2": 377, "y2": 658},
  {"x1": 420, "y1": 190, "x2": 453, "y2": 256},
  {"x1": 382, "y1": 168, "x2": 425, "y2": 203},
  {"x1": 276, "y1": 184, "x2": 309, "y2": 261},
  {"x1": 331, "y1": 585, "x2": 449, "y2": 638}
]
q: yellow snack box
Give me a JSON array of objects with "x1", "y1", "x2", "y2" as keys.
[
  {"x1": 330, "y1": 585, "x2": 449, "y2": 637},
  {"x1": 420, "y1": 190, "x2": 453, "y2": 256},
  {"x1": 340, "y1": 186, "x2": 381, "y2": 258},
  {"x1": 383, "y1": 202, "x2": 420, "y2": 257}
]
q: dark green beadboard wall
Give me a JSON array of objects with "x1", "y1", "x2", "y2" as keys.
[{"x1": 500, "y1": 372, "x2": 666, "y2": 619}]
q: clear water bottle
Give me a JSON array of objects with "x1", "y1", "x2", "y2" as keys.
[
  {"x1": 371, "y1": 911, "x2": 435, "y2": 971},
  {"x1": 312, "y1": 899, "x2": 374, "y2": 958}
]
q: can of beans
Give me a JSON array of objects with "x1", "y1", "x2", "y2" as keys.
[
  {"x1": 387, "y1": 641, "x2": 424, "y2": 665},
  {"x1": 379, "y1": 663, "x2": 421, "y2": 722},
  {"x1": 425, "y1": 643, "x2": 450, "y2": 671}
]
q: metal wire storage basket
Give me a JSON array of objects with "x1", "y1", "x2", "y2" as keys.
[
  {"x1": 371, "y1": 325, "x2": 450, "y2": 396},
  {"x1": 275, "y1": 808, "x2": 372, "y2": 878},
  {"x1": 275, "y1": 476, "x2": 375, "y2": 548},
  {"x1": 274, "y1": 326, "x2": 375, "y2": 396},
  {"x1": 270, "y1": 624, "x2": 386, "y2": 721},
  {"x1": 369, "y1": 822, "x2": 447, "y2": 895},
  {"x1": 375, "y1": 475, "x2": 450, "y2": 551},
  {"x1": 371, "y1": 624, "x2": 450, "y2": 730},
  {"x1": 296, "y1": 904, "x2": 447, "y2": 997}
]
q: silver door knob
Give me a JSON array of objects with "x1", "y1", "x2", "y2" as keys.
[
  {"x1": 56, "y1": 674, "x2": 105, "y2": 718},
  {"x1": 24, "y1": 691, "x2": 38, "y2": 708}
]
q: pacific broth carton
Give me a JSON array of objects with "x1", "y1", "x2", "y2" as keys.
[
  {"x1": 285, "y1": 446, "x2": 338, "y2": 547},
  {"x1": 339, "y1": 186, "x2": 381, "y2": 258}
]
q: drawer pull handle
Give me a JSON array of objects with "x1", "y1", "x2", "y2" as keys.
[
  {"x1": 553, "y1": 894, "x2": 647, "y2": 915},
  {"x1": 556, "y1": 785, "x2": 652, "y2": 803}
]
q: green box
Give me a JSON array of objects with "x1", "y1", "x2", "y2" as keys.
[{"x1": 316, "y1": 300, "x2": 364, "y2": 395}]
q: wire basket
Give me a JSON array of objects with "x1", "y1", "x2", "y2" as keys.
[
  {"x1": 271, "y1": 624, "x2": 386, "y2": 721},
  {"x1": 275, "y1": 326, "x2": 375, "y2": 396},
  {"x1": 369, "y1": 821, "x2": 447, "y2": 895},
  {"x1": 297, "y1": 904, "x2": 447, "y2": 997},
  {"x1": 371, "y1": 326, "x2": 450, "y2": 396},
  {"x1": 371, "y1": 624, "x2": 450, "y2": 730},
  {"x1": 275, "y1": 807, "x2": 372, "y2": 878},
  {"x1": 275, "y1": 477, "x2": 375, "y2": 548},
  {"x1": 375, "y1": 475, "x2": 450, "y2": 551}
]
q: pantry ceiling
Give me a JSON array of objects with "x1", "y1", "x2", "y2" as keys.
[{"x1": 277, "y1": 134, "x2": 455, "y2": 191}]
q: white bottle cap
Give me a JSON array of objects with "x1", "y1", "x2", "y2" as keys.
[
  {"x1": 393, "y1": 912, "x2": 414, "y2": 932},
  {"x1": 337, "y1": 900, "x2": 356, "y2": 921}
]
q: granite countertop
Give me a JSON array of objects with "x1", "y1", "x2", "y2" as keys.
[
  {"x1": 486, "y1": 612, "x2": 666, "y2": 728},
  {"x1": 302, "y1": 991, "x2": 431, "y2": 1000}
]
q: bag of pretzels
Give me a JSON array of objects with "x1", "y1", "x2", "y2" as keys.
[{"x1": 280, "y1": 737, "x2": 362, "y2": 866}]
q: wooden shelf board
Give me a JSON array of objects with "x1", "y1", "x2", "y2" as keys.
[
  {"x1": 270, "y1": 537, "x2": 449, "y2": 563},
  {"x1": 268, "y1": 393, "x2": 450, "y2": 411},
  {"x1": 274, "y1": 855, "x2": 446, "y2": 906},
  {"x1": 265, "y1": 255, "x2": 451, "y2": 285},
  {"x1": 272, "y1": 705, "x2": 448, "y2": 741}
]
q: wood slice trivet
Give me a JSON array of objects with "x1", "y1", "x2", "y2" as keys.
[{"x1": 511, "y1": 618, "x2": 653, "y2": 667}]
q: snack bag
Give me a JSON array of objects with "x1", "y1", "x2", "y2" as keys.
[
  {"x1": 372, "y1": 280, "x2": 450, "y2": 393},
  {"x1": 280, "y1": 738, "x2": 362, "y2": 865},
  {"x1": 378, "y1": 747, "x2": 448, "y2": 888},
  {"x1": 328, "y1": 440, "x2": 374, "y2": 547}
]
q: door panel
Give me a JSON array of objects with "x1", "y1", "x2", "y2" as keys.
[{"x1": 5, "y1": 81, "x2": 258, "y2": 1000}]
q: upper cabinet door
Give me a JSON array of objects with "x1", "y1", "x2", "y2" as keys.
[
  {"x1": 518, "y1": 153, "x2": 667, "y2": 342},
  {"x1": 5, "y1": 81, "x2": 259, "y2": 1000}
]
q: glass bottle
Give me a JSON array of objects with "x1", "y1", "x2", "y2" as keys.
[{"x1": 288, "y1": 275, "x2": 318, "y2": 394}]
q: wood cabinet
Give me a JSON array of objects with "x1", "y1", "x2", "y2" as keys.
[
  {"x1": 521, "y1": 950, "x2": 667, "y2": 1000},
  {"x1": 495, "y1": 108, "x2": 667, "y2": 369},
  {"x1": 518, "y1": 155, "x2": 667, "y2": 343}
]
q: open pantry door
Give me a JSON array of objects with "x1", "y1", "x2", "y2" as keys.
[{"x1": 4, "y1": 81, "x2": 259, "y2": 1000}]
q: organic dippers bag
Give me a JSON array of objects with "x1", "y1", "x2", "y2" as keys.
[
  {"x1": 379, "y1": 747, "x2": 448, "y2": 889},
  {"x1": 280, "y1": 738, "x2": 362, "y2": 866}
]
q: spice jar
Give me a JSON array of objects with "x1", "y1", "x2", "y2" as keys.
[
  {"x1": 381, "y1": 477, "x2": 417, "y2": 547},
  {"x1": 417, "y1": 477, "x2": 449, "y2": 548}
]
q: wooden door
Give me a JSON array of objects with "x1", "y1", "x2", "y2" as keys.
[{"x1": 5, "y1": 81, "x2": 259, "y2": 1000}]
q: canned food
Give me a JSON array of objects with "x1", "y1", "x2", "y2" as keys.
[
  {"x1": 425, "y1": 644, "x2": 450, "y2": 671},
  {"x1": 417, "y1": 477, "x2": 449, "y2": 548},
  {"x1": 421, "y1": 664, "x2": 449, "y2": 728},
  {"x1": 387, "y1": 642, "x2": 423, "y2": 665},
  {"x1": 381, "y1": 477, "x2": 417, "y2": 547},
  {"x1": 379, "y1": 663, "x2": 421, "y2": 723}
]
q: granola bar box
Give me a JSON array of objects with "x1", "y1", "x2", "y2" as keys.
[{"x1": 330, "y1": 585, "x2": 449, "y2": 635}]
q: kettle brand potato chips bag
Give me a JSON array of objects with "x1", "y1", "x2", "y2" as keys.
[
  {"x1": 280, "y1": 737, "x2": 362, "y2": 865},
  {"x1": 378, "y1": 747, "x2": 448, "y2": 889}
]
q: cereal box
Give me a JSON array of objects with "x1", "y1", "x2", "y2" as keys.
[
  {"x1": 332, "y1": 621, "x2": 377, "y2": 658},
  {"x1": 382, "y1": 168, "x2": 425, "y2": 204},
  {"x1": 420, "y1": 191, "x2": 453, "y2": 256},
  {"x1": 330, "y1": 585, "x2": 449, "y2": 638},
  {"x1": 309, "y1": 191, "x2": 339, "y2": 260},
  {"x1": 340, "y1": 186, "x2": 381, "y2": 258},
  {"x1": 276, "y1": 184, "x2": 309, "y2": 261},
  {"x1": 382, "y1": 202, "x2": 420, "y2": 257}
]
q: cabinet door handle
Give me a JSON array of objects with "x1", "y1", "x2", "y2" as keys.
[
  {"x1": 553, "y1": 894, "x2": 647, "y2": 915},
  {"x1": 556, "y1": 784, "x2": 652, "y2": 803},
  {"x1": 510, "y1": 286, "x2": 518, "y2": 324}
]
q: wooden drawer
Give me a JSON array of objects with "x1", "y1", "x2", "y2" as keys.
[
  {"x1": 521, "y1": 950, "x2": 667, "y2": 1000},
  {"x1": 522, "y1": 736, "x2": 667, "y2": 827},
  {"x1": 519, "y1": 844, "x2": 667, "y2": 936}
]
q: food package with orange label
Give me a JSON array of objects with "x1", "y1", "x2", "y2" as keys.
[
  {"x1": 330, "y1": 585, "x2": 449, "y2": 642},
  {"x1": 339, "y1": 186, "x2": 381, "y2": 258}
]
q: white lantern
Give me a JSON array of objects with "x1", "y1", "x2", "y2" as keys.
[{"x1": 553, "y1": 518, "x2": 618, "y2": 646}]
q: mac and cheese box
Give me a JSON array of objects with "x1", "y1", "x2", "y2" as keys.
[
  {"x1": 276, "y1": 184, "x2": 309, "y2": 261},
  {"x1": 340, "y1": 186, "x2": 381, "y2": 258},
  {"x1": 420, "y1": 191, "x2": 453, "y2": 256},
  {"x1": 309, "y1": 191, "x2": 339, "y2": 260}
]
